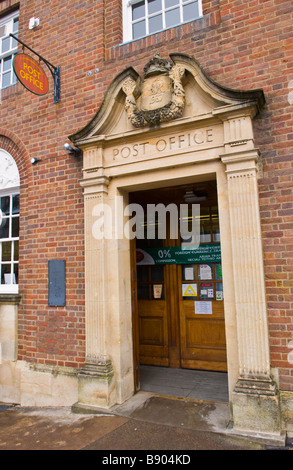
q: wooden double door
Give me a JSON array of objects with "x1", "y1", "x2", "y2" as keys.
[{"x1": 131, "y1": 182, "x2": 227, "y2": 384}]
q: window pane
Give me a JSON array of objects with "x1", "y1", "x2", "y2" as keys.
[
  {"x1": 165, "y1": 0, "x2": 179, "y2": 7},
  {"x1": 148, "y1": 0, "x2": 162, "y2": 14},
  {"x1": 11, "y1": 34, "x2": 18, "y2": 49},
  {"x1": 1, "y1": 196, "x2": 10, "y2": 215},
  {"x1": 149, "y1": 13, "x2": 163, "y2": 33},
  {"x1": 165, "y1": 7, "x2": 180, "y2": 27},
  {"x1": 2, "y1": 241, "x2": 12, "y2": 262},
  {"x1": 183, "y1": 1, "x2": 199, "y2": 21},
  {"x1": 1, "y1": 264, "x2": 11, "y2": 284},
  {"x1": 2, "y1": 72, "x2": 11, "y2": 88},
  {"x1": 133, "y1": 20, "x2": 146, "y2": 39},
  {"x1": 132, "y1": 1, "x2": 145, "y2": 20},
  {"x1": 12, "y1": 217, "x2": 19, "y2": 238},
  {"x1": 14, "y1": 240, "x2": 19, "y2": 261},
  {"x1": 13, "y1": 18, "x2": 19, "y2": 33},
  {"x1": 3, "y1": 56, "x2": 12, "y2": 72},
  {"x1": 11, "y1": 58, "x2": 17, "y2": 84},
  {"x1": 1, "y1": 36, "x2": 10, "y2": 53},
  {"x1": 13, "y1": 263, "x2": 18, "y2": 284},
  {"x1": 13, "y1": 194, "x2": 20, "y2": 214},
  {"x1": 0, "y1": 25, "x2": 6, "y2": 38},
  {"x1": 0, "y1": 219, "x2": 9, "y2": 239}
]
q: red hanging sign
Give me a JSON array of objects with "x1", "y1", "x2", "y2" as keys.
[{"x1": 13, "y1": 53, "x2": 49, "y2": 96}]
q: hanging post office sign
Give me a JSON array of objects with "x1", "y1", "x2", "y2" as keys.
[{"x1": 13, "y1": 53, "x2": 49, "y2": 96}]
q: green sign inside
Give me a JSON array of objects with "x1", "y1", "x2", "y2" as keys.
[{"x1": 136, "y1": 243, "x2": 221, "y2": 265}]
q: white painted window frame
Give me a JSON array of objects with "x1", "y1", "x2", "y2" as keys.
[
  {"x1": 0, "y1": 10, "x2": 19, "y2": 90},
  {"x1": 122, "y1": 0, "x2": 203, "y2": 43},
  {"x1": 0, "y1": 149, "x2": 20, "y2": 294}
]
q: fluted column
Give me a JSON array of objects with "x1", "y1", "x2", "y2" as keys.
[
  {"x1": 223, "y1": 150, "x2": 270, "y2": 378},
  {"x1": 221, "y1": 146, "x2": 282, "y2": 439},
  {"x1": 74, "y1": 147, "x2": 116, "y2": 410}
]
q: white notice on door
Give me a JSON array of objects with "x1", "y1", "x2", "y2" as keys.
[
  {"x1": 194, "y1": 301, "x2": 212, "y2": 315},
  {"x1": 199, "y1": 264, "x2": 212, "y2": 280}
]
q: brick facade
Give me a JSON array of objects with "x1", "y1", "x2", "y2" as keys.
[{"x1": 1, "y1": 0, "x2": 292, "y2": 391}]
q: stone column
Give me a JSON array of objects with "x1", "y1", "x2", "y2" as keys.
[
  {"x1": 75, "y1": 146, "x2": 116, "y2": 410},
  {"x1": 221, "y1": 145, "x2": 282, "y2": 440}
]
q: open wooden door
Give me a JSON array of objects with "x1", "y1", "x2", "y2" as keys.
[{"x1": 131, "y1": 182, "x2": 227, "y2": 377}]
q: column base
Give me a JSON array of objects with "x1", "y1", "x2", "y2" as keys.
[
  {"x1": 231, "y1": 375, "x2": 285, "y2": 445},
  {"x1": 74, "y1": 357, "x2": 116, "y2": 411}
]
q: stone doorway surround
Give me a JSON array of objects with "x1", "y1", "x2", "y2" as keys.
[{"x1": 70, "y1": 53, "x2": 283, "y2": 442}]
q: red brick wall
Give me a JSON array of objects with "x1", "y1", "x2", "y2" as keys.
[{"x1": 1, "y1": 0, "x2": 292, "y2": 388}]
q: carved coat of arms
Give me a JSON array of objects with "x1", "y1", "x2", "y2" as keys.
[{"x1": 122, "y1": 53, "x2": 185, "y2": 127}]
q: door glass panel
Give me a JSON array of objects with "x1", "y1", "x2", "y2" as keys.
[
  {"x1": 151, "y1": 265, "x2": 164, "y2": 281},
  {"x1": 216, "y1": 282, "x2": 224, "y2": 300},
  {"x1": 211, "y1": 205, "x2": 220, "y2": 242},
  {"x1": 182, "y1": 264, "x2": 195, "y2": 281},
  {"x1": 199, "y1": 282, "x2": 213, "y2": 300},
  {"x1": 137, "y1": 265, "x2": 149, "y2": 282},
  {"x1": 138, "y1": 284, "x2": 149, "y2": 300},
  {"x1": 215, "y1": 263, "x2": 222, "y2": 280},
  {"x1": 200, "y1": 207, "x2": 211, "y2": 243}
]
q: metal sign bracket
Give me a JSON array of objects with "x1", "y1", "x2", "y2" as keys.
[{"x1": 10, "y1": 33, "x2": 61, "y2": 103}]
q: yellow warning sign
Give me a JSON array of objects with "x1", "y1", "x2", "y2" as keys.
[{"x1": 182, "y1": 284, "x2": 197, "y2": 297}]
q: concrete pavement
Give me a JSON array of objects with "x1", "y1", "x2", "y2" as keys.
[{"x1": 0, "y1": 393, "x2": 288, "y2": 451}]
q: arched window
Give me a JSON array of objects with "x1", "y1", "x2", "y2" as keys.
[{"x1": 0, "y1": 149, "x2": 20, "y2": 293}]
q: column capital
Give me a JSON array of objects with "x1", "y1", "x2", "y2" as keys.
[
  {"x1": 220, "y1": 148, "x2": 262, "y2": 178},
  {"x1": 79, "y1": 175, "x2": 110, "y2": 196}
]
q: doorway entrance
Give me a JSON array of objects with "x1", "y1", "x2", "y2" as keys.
[{"x1": 131, "y1": 180, "x2": 227, "y2": 390}]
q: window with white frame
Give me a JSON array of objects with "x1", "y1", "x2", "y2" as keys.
[
  {"x1": 0, "y1": 150, "x2": 20, "y2": 294},
  {"x1": 123, "y1": 0, "x2": 202, "y2": 42},
  {"x1": 0, "y1": 10, "x2": 19, "y2": 90}
]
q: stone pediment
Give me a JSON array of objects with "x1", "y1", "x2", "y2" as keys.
[{"x1": 70, "y1": 53, "x2": 265, "y2": 147}]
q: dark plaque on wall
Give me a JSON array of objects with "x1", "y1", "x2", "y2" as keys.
[{"x1": 48, "y1": 260, "x2": 66, "y2": 306}]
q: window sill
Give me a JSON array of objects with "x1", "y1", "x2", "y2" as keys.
[{"x1": 0, "y1": 293, "x2": 21, "y2": 304}]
